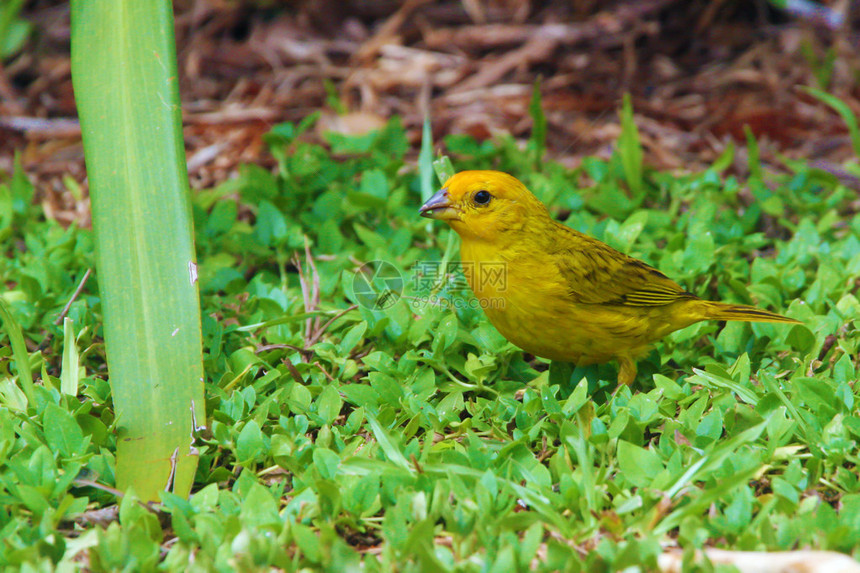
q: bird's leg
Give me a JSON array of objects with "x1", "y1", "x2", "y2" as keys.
[{"x1": 616, "y1": 355, "x2": 637, "y2": 387}]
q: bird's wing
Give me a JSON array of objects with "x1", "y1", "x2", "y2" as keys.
[{"x1": 549, "y1": 223, "x2": 693, "y2": 306}]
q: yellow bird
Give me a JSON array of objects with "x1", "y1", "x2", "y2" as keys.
[{"x1": 419, "y1": 170, "x2": 799, "y2": 386}]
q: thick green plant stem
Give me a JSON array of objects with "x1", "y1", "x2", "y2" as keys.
[{"x1": 70, "y1": 0, "x2": 205, "y2": 501}]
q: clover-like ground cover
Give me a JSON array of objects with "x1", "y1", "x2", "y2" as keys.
[{"x1": 0, "y1": 116, "x2": 858, "y2": 571}]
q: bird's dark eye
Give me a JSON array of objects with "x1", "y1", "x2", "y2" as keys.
[{"x1": 474, "y1": 190, "x2": 492, "y2": 205}]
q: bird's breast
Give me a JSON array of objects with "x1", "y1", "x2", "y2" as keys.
[
  {"x1": 459, "y1": 240, "x2": 575, "y2": 356},
  {"x1": 458, "y1": 239, "x2": 665, "y2": 364}
]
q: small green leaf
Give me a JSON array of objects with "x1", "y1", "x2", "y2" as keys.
[
  {"x1": 61, "y1": 317, "x2": 80, "y2": 396},
  {"x1": 17, "y1": 484, "x2": 50, "y2": 516},
  {"x1": 346, "y1": 474, "x2": 379, "y2": 514},
  {"x1": 317, "y1": 385, "x2": 343, "y2": 425},
  {"x1": 365, "y1": 411, "x2": 411, "y2": 472},
  {"x1": 695, "y1": 409, "x2": 724, "y2": 445},
  {"x1": 236, "y1": 420, "x2": 263, "y2": 464},
  {"x1": 313, "y1": 447, "x2": 340, "y2": 480},
  {"x1": 254, "y1": 200, "x2": 288, "y2": 246},
  {"x1": 617, "y1": 440, "x2": 663, "y2": 488},
  {"x1": 433, "y1": 155, "x2": 456, "y2": 185},
  {"x1": 43, "y1": 403, "x2": 85, "y2": 458},
  {"x1": 786, "y1": 324, "x2": 816, "y2": 355},
  {"x1": 744, "y1": 125, "x2": 762, "y2": 179},
  {"x1": 240, "y1": 482, "x2": 280, "y2": 529},
  {"x1": 618, "y1": 93, "x2": 644, "y2": 197},
  {"x1": 0, "y1": 296, "x2": 35, "y2": 406},
  {"x1": 338, "y1": 322, "x2": 367, "y2": 356},
  {"x1": 419, "y1": 115, "x2": 435, "y2": 201},
  {"x1": 802, "y1": 86, "x2": 860, "y2": 157},
  {"x1": 360, "y1": 169, "x2": 389, "y2": 200},
  {"x1": 292, "y1": 523, "x2": 322, "y2": 564}
]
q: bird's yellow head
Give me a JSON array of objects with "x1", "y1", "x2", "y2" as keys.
[{"x1": 419, "y1": 171, "x2": 549, "y2": 242}]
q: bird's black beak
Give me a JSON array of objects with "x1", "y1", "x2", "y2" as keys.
[{"x1": 419, "y1": 187, "x2": 460, "y2": 221}]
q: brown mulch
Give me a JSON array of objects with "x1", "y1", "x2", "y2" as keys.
[{"x1": 1, "y1": 0, "x2": 859, "y2": 227}]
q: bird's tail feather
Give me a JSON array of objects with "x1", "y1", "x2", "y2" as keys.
[{"x1": 703, "y1": 301, "x2": 800, "y2": 324}]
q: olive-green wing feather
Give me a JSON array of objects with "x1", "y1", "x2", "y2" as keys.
[{"x1": 548, "y1": 222, "x2": 695, "y2": 306}]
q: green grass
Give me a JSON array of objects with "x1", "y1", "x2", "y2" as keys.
[{"x1": 0, "y1": 113, "x2": 858, "y2": 571}]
